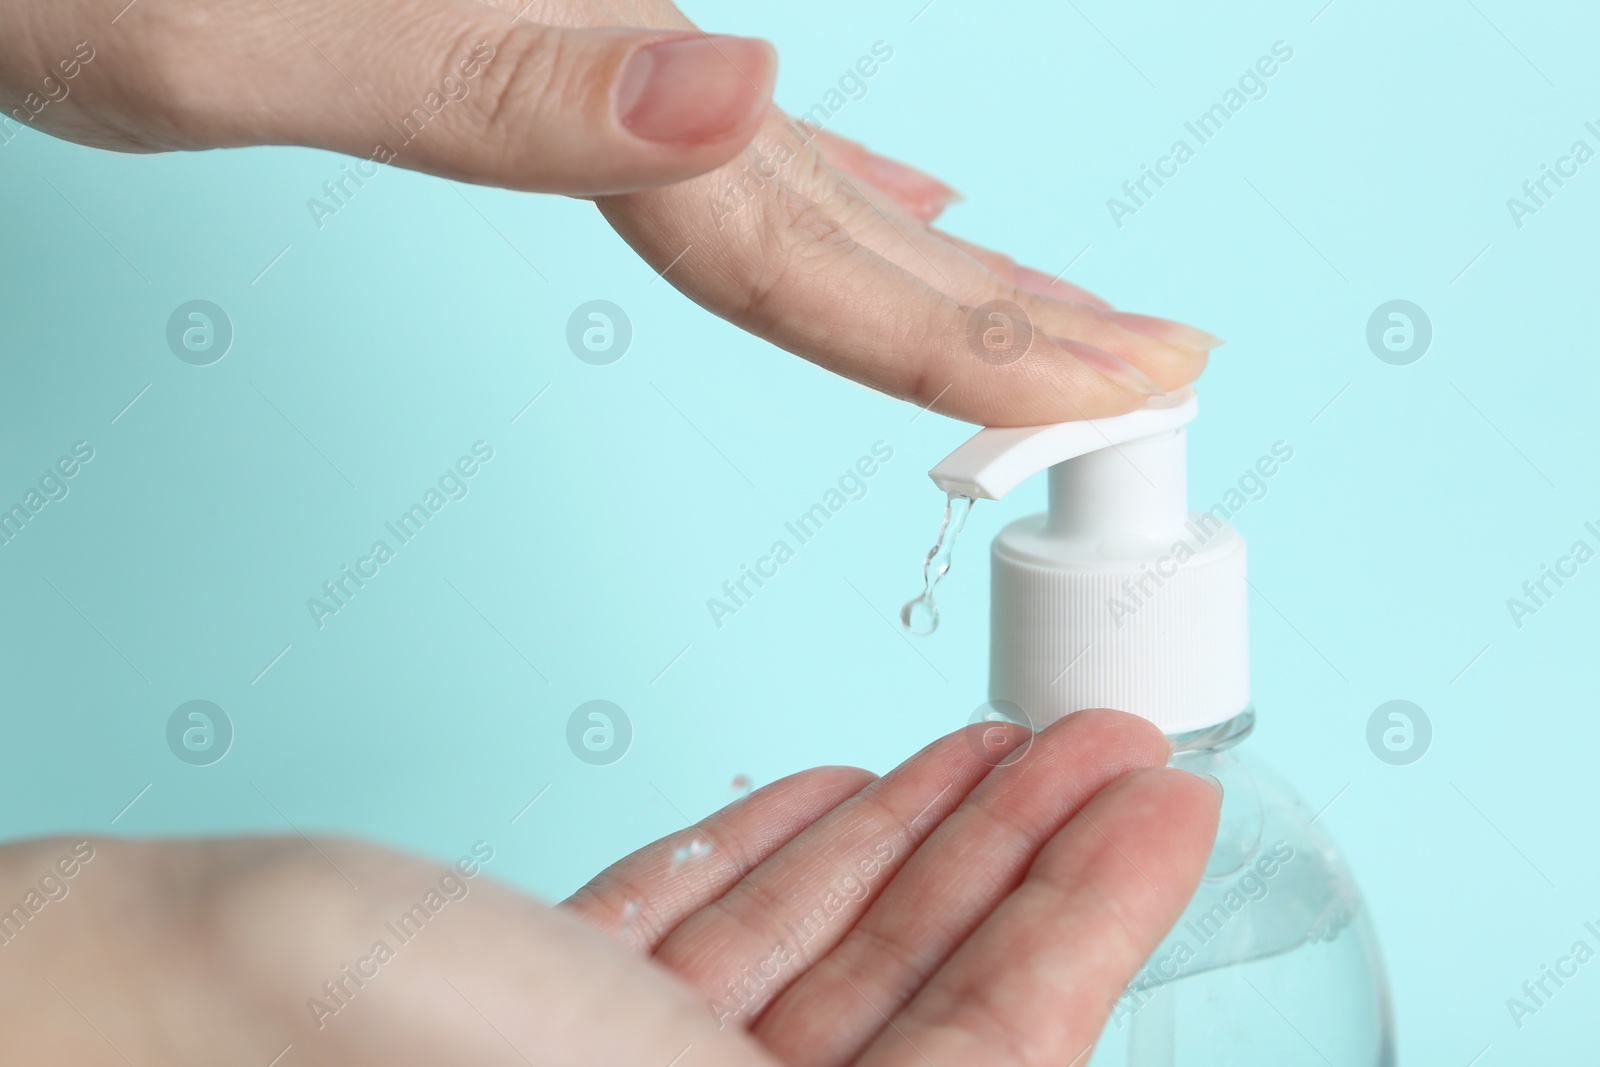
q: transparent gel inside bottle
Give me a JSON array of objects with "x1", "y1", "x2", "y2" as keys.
[{"x1": 1089, "y1": 710, "x2": 1396, "y2": 1067}]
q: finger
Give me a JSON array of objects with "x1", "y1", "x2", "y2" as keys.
[
  {"x1": 801, "y1": 134, "x2": 1113, "y2": 310},
  {"x1": 649, "y1": 728, "x2": 1029, "y2": 1028},
  {"x1": 928, "y1": 229, "x2": 1113, "y2": 310},
  {"x1": 752, "y1": 709, "x2": 1170, "y2": 1067},
  {"x1": 781, "y1": 139, "x2": 1114, "y2": 315},
  {"x1": 808, "y1": 130, "x2": 961, "y2": 223},
  {"x1": 599, "y1": 115, "x2": 1219, "y2": 425},
  {"x1": 859, "y1": 767, "x2": 1220, "y2": 1067},
  {"x1": 138, "y1": 0, "x2": 776, "y2": 195},
  {"x1": 562, "y1": 766, "x2": 876, "y2": 951},
  {"x1": 745, "y1": 156, "x2": 1214, "y2": 389}
]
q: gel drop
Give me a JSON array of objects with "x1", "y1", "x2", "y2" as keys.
[
  {"x1": 671, "y1": 838, "x2": 713, "y2": 866},
  {"x1": 900, "y1": 492, "x2": 973, "y2": 635}
]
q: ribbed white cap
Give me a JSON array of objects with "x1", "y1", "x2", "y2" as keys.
[
  {"x1": 929, "y1": 387, "x2": 1251, "y2": 736},
  {"x1": 990, "y1": 519, "x2": 1250, "y2": 735}
]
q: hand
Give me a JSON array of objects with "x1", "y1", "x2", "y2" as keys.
[
  {"x1": 0, "y1": 711, "x2": 1216, "y2": 1065},
  {"x1": 568, "y1": 707, "x2": 1220, "y2": 1065},
  {"x1": 3, "y1": 0, "x2": 1219, "y2": 426}
]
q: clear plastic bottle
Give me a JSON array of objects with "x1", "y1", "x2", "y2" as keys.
[
  {"x1": 1089, "y1": 709, "x2": 1395, "y2": 1066},
  {"x1": 918, "y1": 388, "x2": 1395, "y2": 1064}
]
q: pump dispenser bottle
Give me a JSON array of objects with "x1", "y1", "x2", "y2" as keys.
[{"x1": 928, "y1": 388, "x2": 1394, "y2": 1065}]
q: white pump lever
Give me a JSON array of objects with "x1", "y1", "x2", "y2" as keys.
[
  {"x1": 922, "y1": 384, "x2": 1246, "y2": 735},
  {"x1": 928, "y1": 387, "x2": 1197, "y2": 500}
]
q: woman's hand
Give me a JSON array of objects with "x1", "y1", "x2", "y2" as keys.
[
  {"x1": 0, "y1": 710, "x2": 1217, "y2": 1065},
  {"x1": 566, "y1": 708, "x2": 1219, "y2": 1065},
  {"x1": 2, "y1": 0, "x2": 1220, "y2": 426}
]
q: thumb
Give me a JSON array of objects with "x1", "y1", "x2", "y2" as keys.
[
  {"x1": 253, "y1": 16, "x2": 778, "y2": 196},
  {"x1": 406, "y1": 25, "x2": 776, "y2": 195},
  {"x1": 348, "y1": 23, "x2": 774, "y2": 195}
]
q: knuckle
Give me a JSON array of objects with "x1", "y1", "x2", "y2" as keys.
[
  {"x1": 735, "y1": 180, "x2": 856, "y2": 339},
  {"x1": 458, "y1": 23, "x2": 579, "y2": 146}
]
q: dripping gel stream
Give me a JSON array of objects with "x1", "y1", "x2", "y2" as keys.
[{"x1": 900, "y1": 492, "x2": 974, "y2": 635}]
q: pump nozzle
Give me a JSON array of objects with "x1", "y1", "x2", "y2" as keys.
[{"x1": 925, "y1": 386, "x2": 1249, "y2": 735}]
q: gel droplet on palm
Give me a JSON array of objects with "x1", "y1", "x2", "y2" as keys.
[
  {"x1": 900, "y1": 492, "x2": 974, "y2": 635},
  {"x1": 671, "y1": 838, "x2": 713, "y2": 866}
]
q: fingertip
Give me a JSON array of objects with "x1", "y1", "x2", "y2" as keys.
[
  {"x1": 754, "y1": 765, "x2": 878, "y2": 806},
  {"x1": 857, "y1": 152, "x2": 961, "y2": 221},
  {"x1": 1044, "y1": 708, "x2": 1172, "y2": 767},
  {"x1": 805, "y1": 764, "x2": 881, "y2": 793},
  {"x1": 1102, "y1": 310, "x2": 1224, "y2": 353},
  {"x1": 1063, "y1": 311, "x2": 1212, "y2": 400},
  {"x1": 809, "y1": 131, "x2": 961, "y2": 222},
  {"x1": 1047, "y1": 335, "x2": 1167, "y2": 398},
  {"x1": 1145, "y1": 765, "x2": 1226, "y2": 843}
]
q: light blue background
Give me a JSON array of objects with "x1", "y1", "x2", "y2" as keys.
[{"x1": 2, "y1": 0, "x2": 1595, "y2": 1061}]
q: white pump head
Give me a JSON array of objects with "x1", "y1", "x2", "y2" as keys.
[{"x1": 930, "y1": 387, "x2": 1249, "y2": 736}]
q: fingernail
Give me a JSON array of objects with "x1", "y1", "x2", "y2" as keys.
[
  {"x1": 617, "y1": 35, "x2": 775, "y2": 145},
  {"x1": 1103, "y1": 311, "x2": 1224, "y2": 352},
  {"x1": 1048, "y1": 336, "x2": 1165, "y2": 397},
  {"x1": 861, "y1": 152, "x2": 961, "y2": 214},
  {"x1": 1195, "y1": 772, "x2": 1224, "y2": 799}
]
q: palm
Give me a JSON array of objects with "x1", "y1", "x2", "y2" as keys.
[{"x1": 564, "y1": 709, "x2": 1217, "y2": 1067}]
